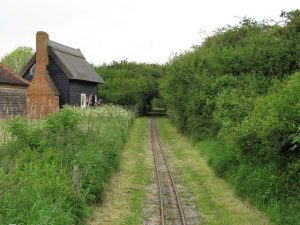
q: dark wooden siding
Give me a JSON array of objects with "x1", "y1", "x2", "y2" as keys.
[
  {"x1": 0, "y1": 85, "x2": 27, "y2": 117},
  {"x1": 69, "y1": 80, "x2": 98, "y2": 106},
  {"x1": 48, "y1": 57, "x2": 69, "y2": 107}
]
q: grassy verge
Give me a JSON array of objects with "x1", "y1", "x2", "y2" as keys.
[
  {"x1": 91, "y1": 117, "x2": 151, "y2": 225},
  {"x1": 158, "y1": 117, "x2": 272, "y2": 225},
  {"x1": 0, "y1": 119, "x2": 9, "y2": 144},
  {"x1": 0, "y1": 105, "x2": 134, "y2": 224},
  {"x1": 195, "y1": 140, "x2": 300, "y2": 225}
]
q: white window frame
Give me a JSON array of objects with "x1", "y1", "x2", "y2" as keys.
[{"x1": 81, "y1": 93, "x2": 87, "y2": 108}]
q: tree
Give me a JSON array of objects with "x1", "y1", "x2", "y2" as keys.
[
  {"x1": 1, "y1": 46, "x2": 33, "y2": 74},
  {"x1": 95, "y1": 61, "x2": 164, "y2": 114}
]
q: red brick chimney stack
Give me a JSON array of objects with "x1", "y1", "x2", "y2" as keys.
[
  {"x1": 27, "y1": 31, "x2": 59, "y2": 118},
  {"x1": 36, "y1": 31, "x2": 49, "y2": 76}
]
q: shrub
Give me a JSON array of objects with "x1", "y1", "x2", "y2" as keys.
[
  {"x1": 161, "y1": 11, "x2": 300, "y2": 224},
  {"x1": 234, "y1": 72, "x2": 300, "y2": 163},
  {"x1": 46, "y1": 107, "x2": 80, "y2": 132}
]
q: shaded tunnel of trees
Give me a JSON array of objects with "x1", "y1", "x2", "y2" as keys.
[{"x1": 94, "y1": 61, "x2": 164, "y2": 114}]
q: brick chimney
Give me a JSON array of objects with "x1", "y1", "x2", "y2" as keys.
[
  {"x1": 36, "y1": 31, "x2": 49, "y2": 75},
  {"x1": 26, "y1": 31, "x2": 59, "y2": 118}
]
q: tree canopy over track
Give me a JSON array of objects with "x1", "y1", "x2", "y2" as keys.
[{"x1": 95, "y1": 61, "x2": 164, "y2": 114}]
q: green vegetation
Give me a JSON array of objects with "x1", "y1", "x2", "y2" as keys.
[
  {"x1": 0, "y1": 120, "x2": 10, "y2": 144},
  {"x1": 91, "y1": 118, "x2": 150, "y2": 225},
  {"x1": 1, "y1": 9, "x2": 299, "y2": 225},
  {"x1": 150, "y1": 97, "x2": 165, "y2": 110},
  {"x1": 1, "y1": 46, "x2": 33, "y2": 74},
  {"x1": 0, "y1": 105, "x2": 134, "y2": 224},
  {"x1": 158, "y1": 118, "x2": 271, "y2": 225},
  {"x1": 160, "y1": 10, "x2": 300, "y2": 225},
  {"x1": 95, "y1": 61, "x2": 164, "y2": 114},
  {"x1": 122, "y1": 118, "x2": 150, "y2": 225}
]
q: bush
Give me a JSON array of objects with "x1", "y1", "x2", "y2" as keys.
[
  {"x1": 161, "y1": 12, "x2": 300, "y2": 136},
  {"x1": 234, "y1": 72, "x2": 300, "y2": 163},
  {"x1": 161, "y1": 11, "x2": 300, "y2": 224}
]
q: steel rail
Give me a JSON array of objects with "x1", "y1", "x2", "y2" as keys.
[
  {"x1": 150, "y1": 117, "x2": 165, "y2": 225},
  {"x1": 150, "y1": 116, "x2": 186, "y2": 225}
]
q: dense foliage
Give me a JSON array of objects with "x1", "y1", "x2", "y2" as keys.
[
  {"x1": 1, "y1": 46, "x2": 33, "y2": 74},
  {"x1": 95, "y1": 61, "x2": 164, "y2": 114},
  {"x1": 0, "y1": 105, "x2": 134, "y2": 224},
  {"x1": 160, "y1": 10, "x2": 300, "y2": 224}
]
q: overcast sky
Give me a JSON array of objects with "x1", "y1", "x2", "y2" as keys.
[{"x1": 0, "y1": 0, "x2": 298, "y2": 65}]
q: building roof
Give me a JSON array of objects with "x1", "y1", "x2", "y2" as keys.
[
  {"x1": 20, "y1": 40, "x2": 104, "y2": 84},
  {"x1": 0, "y1": 63, "x2": 30, "y2": 86}
]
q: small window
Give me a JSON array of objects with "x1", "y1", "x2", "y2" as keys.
[{"x1": 81, "y1": 93, "x2": 86, "y2": 108}]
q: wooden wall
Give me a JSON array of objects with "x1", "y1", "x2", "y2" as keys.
[
  {"x1": 48, "y1": 57, "x2": 69, "y2": 107},
  {"x1": 0, "y1": 84, "x2": 27, "y2": 117},
  {"x1": 69, "y1": 80, "x2": 98, "y2": 106},
  {"x1": 22, "y1": 58, "x2": 99, "y2": 108}
]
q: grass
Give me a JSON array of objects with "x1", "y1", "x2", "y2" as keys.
[
  {"x1": 158, "y1": 117, "x2": 272, "y2": 225},
  {"x1": 195, "y1": 140, "x2": 300, "y2": 225},
  {"x1": 0, "y1": 105, "x2": 134, "y2": 224},
  {"x1": 91, "y1": 117, "x2": 151, "y2": 225},
  {"x1": 122, "y1": 118, "x2": 151, "y2": 225},
  {"x1": 0, "y1": 119, "x2": 10, "y2": 144}
]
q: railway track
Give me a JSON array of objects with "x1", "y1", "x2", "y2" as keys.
[{"x1": 150, "y1": 116, "x2": 186, "y2": 225}]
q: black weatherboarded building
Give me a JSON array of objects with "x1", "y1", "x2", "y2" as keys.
[
  {"x1": 21, "y1": 32, "x2": 104, "y2": 108},
  {"x1": 0, "y1": 63, "x2": 30, "y2": 117}
]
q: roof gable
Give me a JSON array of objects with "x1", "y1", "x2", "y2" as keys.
[
  {"x1": 48, "y1": 43, "x2": 104, "y2": 84},
  {"x1": 0, "y1": 63, "x2": 30, "y2": 86},
  {"x1": 20, "y1": 40, "x2": 104, "y2": 84}
]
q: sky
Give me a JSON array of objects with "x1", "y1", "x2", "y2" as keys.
[{"x1": 0, "y1": 0, "x2": 299, "y2": 65}]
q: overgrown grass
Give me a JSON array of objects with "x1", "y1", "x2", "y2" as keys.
[
  {"x1": 90, "y1": 118, "x2": 150, "y2": 225},
  {"x1": 0, "y1": 119, "x2": 10, "y2": 144},
  {"x1": 158, "y1": 118, "x2": 271, "y2": 225},
  {"x1": 0, "y1": 105, "x2": 134, "y2": 224},
  {"x1": 195, "y1": 140, "x2": 300, "y2": 225},
  {"x1": 123, "y1": 121, "x2": 149, "y2": 225}
]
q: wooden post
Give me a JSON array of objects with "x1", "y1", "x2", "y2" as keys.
[{"x1": 72, "y1": 165, "x2": 80, "y2": 195}]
